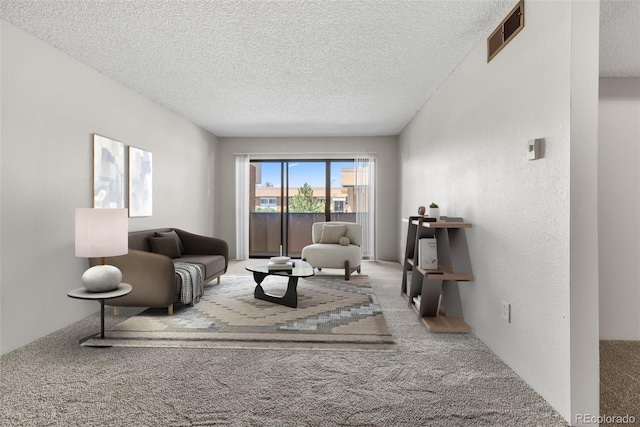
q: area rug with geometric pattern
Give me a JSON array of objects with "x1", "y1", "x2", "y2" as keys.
[{"x1": 83, "y1": 274, "x2": 397, "y2": 351}]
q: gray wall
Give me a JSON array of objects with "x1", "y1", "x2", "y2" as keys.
[
  {"x1": 0, "y1": 20, "x2": 219, "y2": 354},
  {"x1": 398, "y1": 2, "x2": 599, "y2": 423},
  {"x1": 217, "y1": 136, "x2": 399, "y2": 261},
  {"x1": 599, "y1": 77, "x2": 640, "y2": 340}
]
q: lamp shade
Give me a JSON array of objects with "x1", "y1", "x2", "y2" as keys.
[{"x1": 75, "y1": 208, "x2": 128, "y2": 258}]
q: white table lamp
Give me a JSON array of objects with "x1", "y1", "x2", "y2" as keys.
[{"x1": 75, "y1": 208, "x2": 128, "y2": 292}]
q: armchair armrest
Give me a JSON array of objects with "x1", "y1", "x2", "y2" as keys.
[{"x1": 174, "y1": 229, "x2": 229, "y2": 272}]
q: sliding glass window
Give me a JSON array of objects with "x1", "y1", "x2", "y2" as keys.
[{"x1": 249, "y1": 159, "x2": 363, "y2": 258}]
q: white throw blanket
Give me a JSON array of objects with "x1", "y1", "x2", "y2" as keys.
[{"x1": 174, "y1": 262, "x2": 204, "y2": 306}]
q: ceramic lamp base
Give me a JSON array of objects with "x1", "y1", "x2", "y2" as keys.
[{"x1": 82, "y1": 265, "x2": 122, "y2": 292}]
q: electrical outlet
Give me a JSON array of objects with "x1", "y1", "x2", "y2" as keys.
[{"x1": 501, "y1": 300, "x2": 511, "y2": 323}]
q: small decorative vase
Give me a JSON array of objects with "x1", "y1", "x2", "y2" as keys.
[
  {"x1": 418, "y1": 206, "x2": 426, "y2": 216},
  {"x1": 82, "y1": 265, "x2": 122, "y2": 292},
  {"x1": 429, "y1": 207, "x2": 440, "y2": 220}
]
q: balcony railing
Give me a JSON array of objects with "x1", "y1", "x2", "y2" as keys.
[{"x1": 249, "y1": 212, "x2": 357, "y2": 258}]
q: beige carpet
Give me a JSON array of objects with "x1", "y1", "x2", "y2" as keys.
[
  {"x1": 0, "y1": 260, "x2": 568, "y2": 426},
  {"x1": 600, "y1": 340, "x2": 640, "y2": 426},
  {"x1": 83, "y1": 273, "x2": 397, "y2": 351}
]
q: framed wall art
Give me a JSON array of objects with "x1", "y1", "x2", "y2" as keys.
[
  {"x1": 128, "y1": 146, "x2": 153, "y2": 217},
  {"x1": 93, "y1": 134, "x2": 125, "y2": 208}
]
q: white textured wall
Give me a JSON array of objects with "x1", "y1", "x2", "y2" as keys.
[
  {"x1": 0, "y1": 21, "x2": 218, "y2": 354},
  {"x1": 216, "y1": 136, "x2": 399, "y2": 261},
  {"x1": 398, "y1": 1, "x2": 598, "y2": 423},
  {"x1": 568, "y1": 2, "x2": 600, "y2": 420},
  {"x1": 599, "y1": 77, "x2": 640, "y2": 340}
]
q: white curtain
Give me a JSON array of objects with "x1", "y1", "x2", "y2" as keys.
[
  {"x1": 355, "y1": 156, "x2": 375, "y2": 259},
  {"x1": 235, "y1": 154, "x2": 250, "y2": 259}
]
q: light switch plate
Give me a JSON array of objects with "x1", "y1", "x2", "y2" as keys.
[{"x1": 528, "y1": 138, "x2": 541, "y2": 160}]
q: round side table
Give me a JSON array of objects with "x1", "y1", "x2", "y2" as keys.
[{"x1": 67, "y1": 283, "x2": 132, "y2": 347}]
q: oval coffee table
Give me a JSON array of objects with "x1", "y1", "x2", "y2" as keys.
[{"x1": 246, "y1": 260, "x2": 314, "y2": 308}]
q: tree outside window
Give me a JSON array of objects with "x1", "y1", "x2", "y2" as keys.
[{"x1": 289, "y1": 183, "x2": 324, "y2": 213}]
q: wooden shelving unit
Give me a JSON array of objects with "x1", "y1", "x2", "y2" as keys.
[{"x1": 401, "y1": 216, "x2": 473, "y2": 333}]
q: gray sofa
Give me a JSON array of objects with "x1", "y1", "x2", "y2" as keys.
[{"x1": 94, "y1": 228, "x2": 228, "y2": 314}]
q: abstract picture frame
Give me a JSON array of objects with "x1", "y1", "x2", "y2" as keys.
[
  {"x1": 93, "y1": 134, "x2": 125, "y2": 208},
  {"x1": 128, "y1": 146, "x2": 153, "y2": 217}
]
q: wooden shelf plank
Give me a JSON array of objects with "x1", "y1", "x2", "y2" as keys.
[
  {"x1": 426, "y1": 271, "x2": 473, "y2": 281},
  {"x1": 421, "y1": 316, "x2": 471, "y2": 333},
  {"x1": 410, "y1": 219, "x2": 439, "y2": 226},
  {"x1": 421, "y1": 221, "x2": 472, "y2": 229},
  {"x1": 416, "y1": 264, "x2": 473, "y2": 281}
]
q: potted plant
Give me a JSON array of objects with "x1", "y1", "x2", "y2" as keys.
[{"x1": 429, "y1": 202, "x2": 440, "y2": 220}]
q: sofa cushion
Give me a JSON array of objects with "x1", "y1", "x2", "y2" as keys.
[
  {"x1": 319, "y1": 224, "x2": 346, "y2": 244},
  {"x1": 174, "y1": 255, "x2": 226, "y2": 281},
  {"x1": 339, "y1": 236, "x2": 351, "y2": 246},
  {"x1": 149, "y1": 236, "x2": 182, "y2": 259},
  {"x1": 155, "y1": 230, "x2": 184, "y2": 254}
]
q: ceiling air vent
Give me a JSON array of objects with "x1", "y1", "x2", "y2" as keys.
[{"x1": 487, "y1": 0, "x2": 525, "y2": 62}]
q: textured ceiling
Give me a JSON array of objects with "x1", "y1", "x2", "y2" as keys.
[{"x1": 1, "y1": 0, "x2": 638, "y2": 138}]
